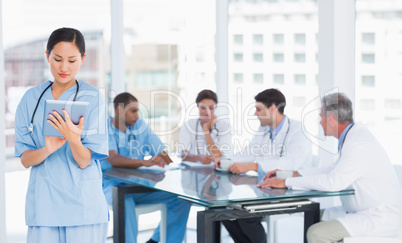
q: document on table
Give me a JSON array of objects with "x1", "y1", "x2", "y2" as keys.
[
  {"x1": 138, "y1": 163, "x2": 181, "y2": 172},
  {"x1": 181, "y1": 161, "x2": 214, "y2": 168}
]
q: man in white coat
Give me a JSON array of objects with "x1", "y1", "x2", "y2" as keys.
[
  {"x1": 216, "y1": 88, "x2": 312, "y2": 175},
  {"x1": 215, "y1": 88, "x2": 312, "y2": 243},
  {"x1": 258, "y1": 93, "x2": 402, "y2": 242}
]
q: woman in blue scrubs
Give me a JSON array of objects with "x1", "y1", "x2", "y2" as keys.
[{"x1": 14, "y1": 27, "x2": 109, "y2": 243}]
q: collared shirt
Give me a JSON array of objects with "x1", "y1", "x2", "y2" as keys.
[
  {"x1": 269, "y1": 115, "x2": 287, "y2": 141},
  {"x1": 232, "y1": 116, "x2": 312, "y2": 174},
  {"x1": 286, "y1": 122, "x2": 402, "y2": 238},
  {"x1": 337, "y1": 122, "x2": 355, "y2": 152}
]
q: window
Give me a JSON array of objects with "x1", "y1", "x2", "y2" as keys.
[
  {"x1": 360, "y1": 99, "x2": 375, "y2": 110},
  {"x1": 234, "y1": 53, "x2": 244, "y2": 62},
  {"x1": 194, "y1": 72, "x2": 206, "y2": 83},
  {"x1": 385, "y1": 99, "x2": 401, "y2": 109},
  {"x1": 294, "y1": 74, "x2": 306, "y2": 85},
  {"x1": 273, "y1": 53, "x2": 284, "y2": 63},
  {"x1": 361, "y1": 75, "x2": 375, "y2": 87},
  {"x1": 356, "y1": 1, "x2": 402, "y2": 165},
  {"x1": 234, "y1": 34, "x2": 243, "y2": 45},
  {"x1": 362, "y1": 53, "x2": 375, "y2": 64},
  {"x1": 293, "y1": 96, "x2": 306, "y2": 107},
  {"x1": 136, "y1": 71, "x2": 175, "y2": 87},
  {"x1": 294, "y1": 33, "x2": 306, "y2": 45},
  {"x1": 362, "y1": 32, "x2": 375, "y2": 45},
  {"x1": 233, "y1": 73, "x2": 244, "y2": 83},
  {"x1": 273, "y1": 74, "x2": 284, "y2": 84},
  {"x1": 195, "y1": 51, "x2": 205, "y2": 62},
  {"x1": 253, "y1": 73, "x2": 264, "y2": 83},
  {"x1": 273, "y1": 34, "x2": 284, "y2": 45},
  {"x1": 253, "y1": 34, "x2": 264, "y2": 45},
  {"x1": 253, "y1": 53, "x2": 264, "y2": 62},
  {"x1": 294, "y1": 53, "x2": 306, "y2": 63},
  {"x1": 228, "y1": 0, "x2": 318, "y2": 157}
]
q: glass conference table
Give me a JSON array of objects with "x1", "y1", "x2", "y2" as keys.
[{"x1": 104, "y1": 164, "x2": 354, "y2": 243}]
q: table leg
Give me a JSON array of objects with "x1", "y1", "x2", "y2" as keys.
[
  {"x1": 197, "y1": 210, "x2": 221, "y2": 243},
  {"x1": 303, "y1": 202, "x2": 320, "y2": 243},
  {"x1": 113, "y1": 186, "x2": 126, "y2": 243},
  {"x1": 196, "y1": 202, "x2": 320, "y2": 243},
  {"x1": 112, "y1": 185, "x2": 157, "y2": 243}
]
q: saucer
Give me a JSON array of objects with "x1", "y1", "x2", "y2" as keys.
[{"x1": 215, "y1": 167, "x2": 229, "y2": 173}]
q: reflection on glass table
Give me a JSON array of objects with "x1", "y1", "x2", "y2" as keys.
[
  {"x1": 104, "y1": 166, "x2": 354, "y2": 243},
  {"x1": 104, "y1": 166, "x2": 354, "y2": 207}
]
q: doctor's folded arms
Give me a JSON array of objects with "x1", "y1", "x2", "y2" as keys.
[
  {"x1": 100, "y1": 92, "x2": 191, "y2": 243},
  {"x1": 179, "y1": 89, "x2": 233, "y2": 164},
  {"x1": 258, "y1": 93, "x2": 402, "y2": 242},
  {"x1": 14, "y1": 27, "x2": 109, "y2": 243},
  {"x1": 219, "y1": 88, "x2": 312, "y2": 243}
]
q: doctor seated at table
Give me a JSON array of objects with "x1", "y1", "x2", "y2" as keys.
[
  {"x1": 101, "y1": 92, "x2": 191, "y2": 243},
  {"x1": 179, "y1": 89, "x2": 232, "y2": 164},
  {"x1": 215, "y1": 88, "x2": 313, "y2": 243},
  {"x1": 258, "y1": 92, "x2": 402, "y2": 243}
]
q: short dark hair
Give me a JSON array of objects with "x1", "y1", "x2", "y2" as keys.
[
  {"x1": 195, "y1": 89, "x2": 218, "y2": 104},
  {"x1": 47, "y1": 27, "x2": 86, "y2": 57},
  {"x1": 254, "y1": 88, "x2": 286, "y2": 114},
  {"x1": 113, "y1": 92, "x2": 138, "y2": 110}
]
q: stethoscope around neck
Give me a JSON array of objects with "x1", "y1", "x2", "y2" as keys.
[
  {"x1": 264, "y1": 117, "x2": 290, "y2": 157},
  {"x1": 28, "y1": 80, "x2": 79, "y2": 133},
  {"x1": 195, "y1": 118, "x2": 219, "y2": 155},
  {"x1": 111, "y1": 120, "x2": 139, "y2": 158}
]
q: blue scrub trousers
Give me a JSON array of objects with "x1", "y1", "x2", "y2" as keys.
[
  {"x1": 27, "y1": 222, "x2": 108, "y2": 243},
  {"x1": 124, "y1": 191, "x2": 191, "y2": 243},
  {"x1": 103, "y1": 178, "x2": 191, "y2": 243}
]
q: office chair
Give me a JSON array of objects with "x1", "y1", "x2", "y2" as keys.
[
  {"x1": 135, "y1": 203, "x2": 167, "y2": 243},
  {"x1": 110, "y1": 185, "x2": 168, "y2": 243},
  {"x1": 108, "y1": 203, "x2": 167, "y2": 243}
]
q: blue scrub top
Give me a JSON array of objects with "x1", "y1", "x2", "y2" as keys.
[
  {"x1": 14, "y1": 80, "x2": 109, "y2": 227},
  {"x1": 100, "y1": 117, "x2": 165, "y2": 172}
]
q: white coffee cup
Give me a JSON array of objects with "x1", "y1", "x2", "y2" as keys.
[
  {"x1": 220, "y1": 158, "x2": 233, "y2": 170},
  {"x1": 276, "y1": 170, "x2": 294, "y2": 179}
]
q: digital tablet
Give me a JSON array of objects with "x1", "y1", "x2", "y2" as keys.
[{"x1": 43, "y1": 100, "x2": 89, "y2": 137}]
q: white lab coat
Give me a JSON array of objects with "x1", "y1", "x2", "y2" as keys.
[
  {"x1": 179, "y1": 118, "x2": 233, "y2": 157},
  {"x1": 232, "y1": 116, "x2": 312, "y2": 173},
  {"x1": 286, "y1": 122, "x2": 402, "y2": 238}
]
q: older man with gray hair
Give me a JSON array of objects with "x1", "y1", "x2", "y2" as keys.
[{"x1": 257, "y1": 93, "x2": 402, "y2": 242}]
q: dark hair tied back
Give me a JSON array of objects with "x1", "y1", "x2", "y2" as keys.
[
  {"x1": 195, "y1": 89, "x2": 218, "y2": 104},
  {"x1": 47, "y1": 27, "x2": 86, "y2": 57}
]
